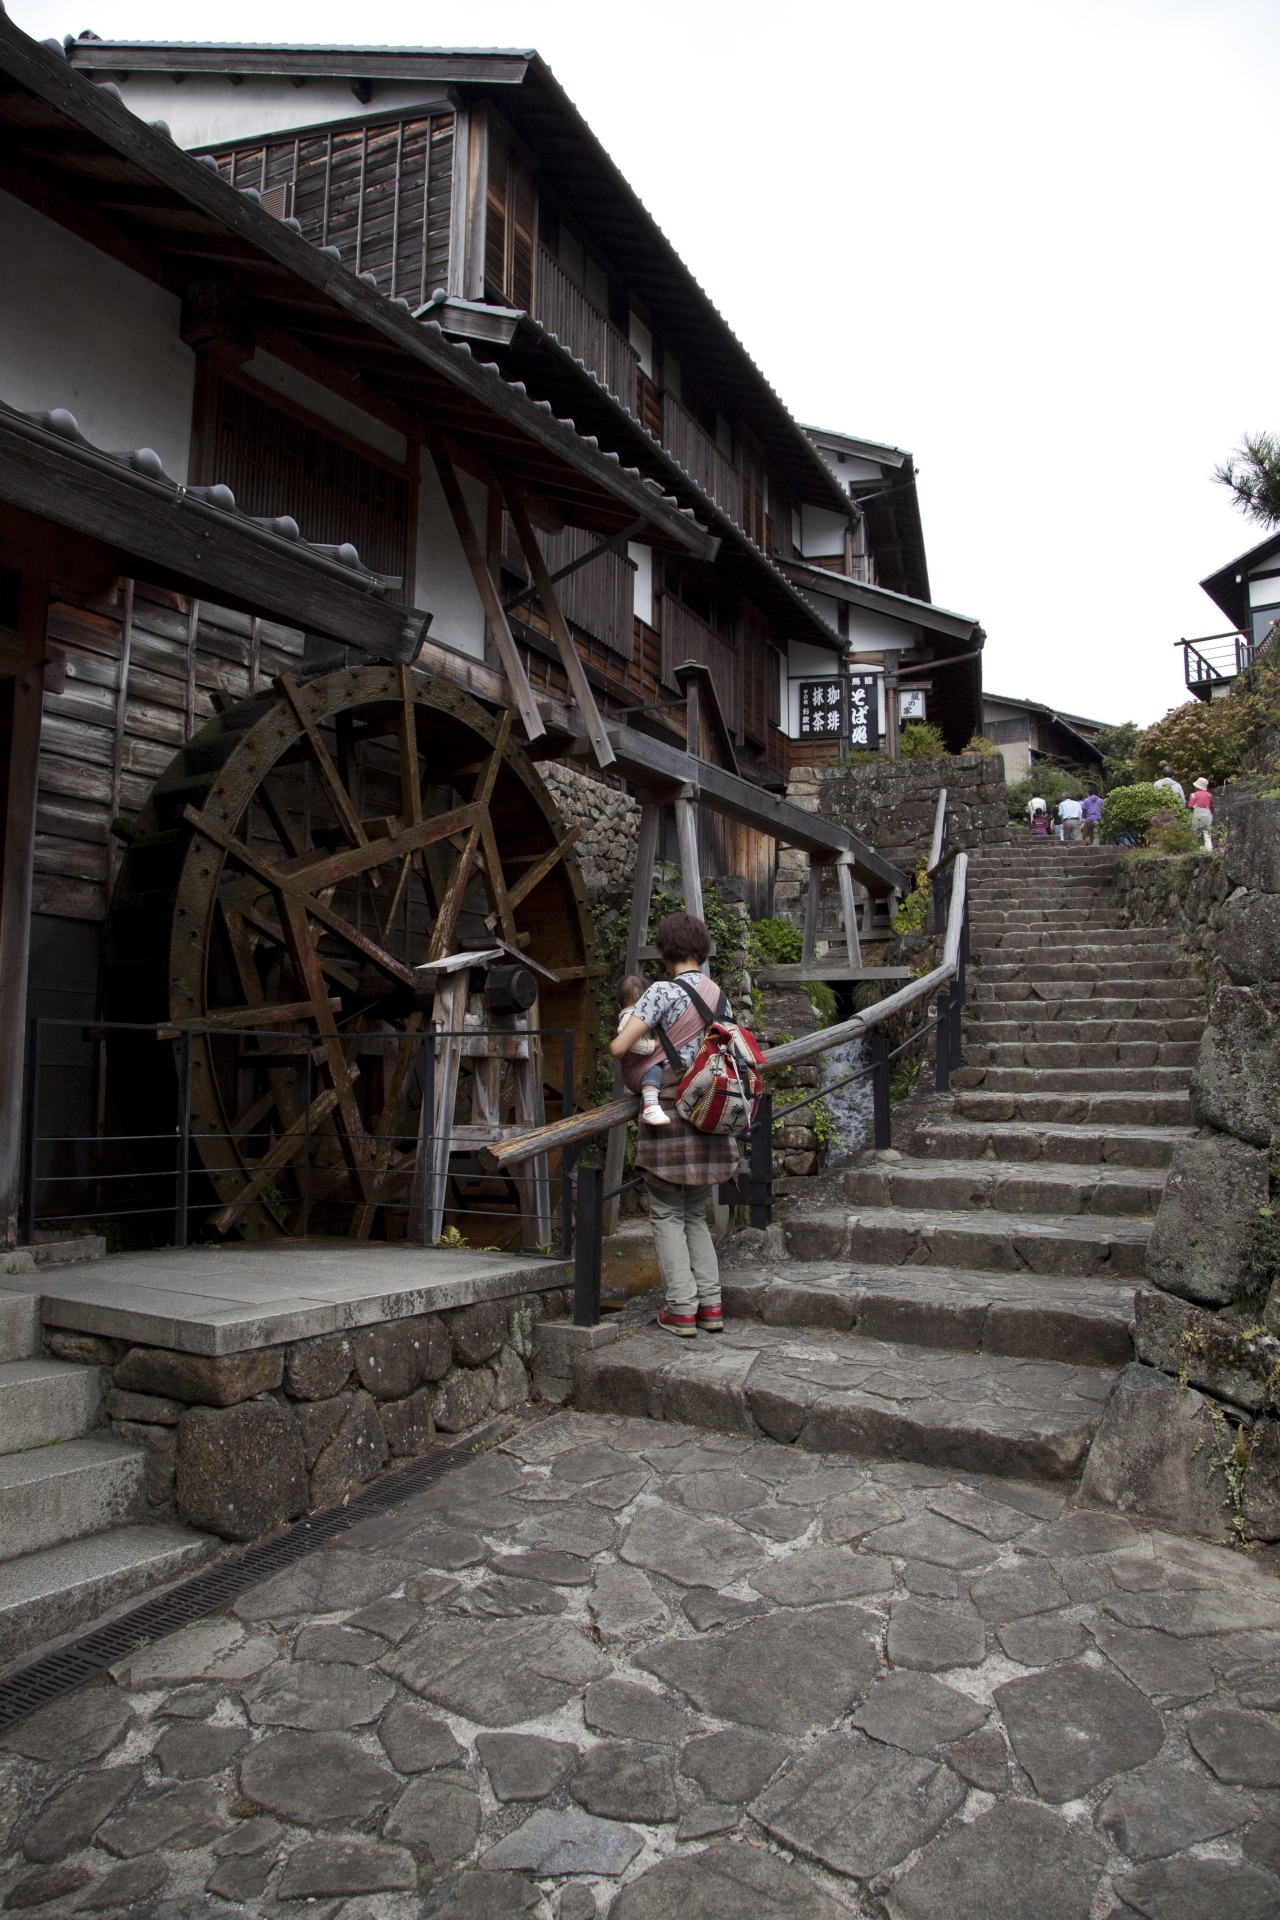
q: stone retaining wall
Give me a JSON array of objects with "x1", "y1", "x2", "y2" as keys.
[
  {"x1": 1083, "y1": 795, "x2": 1280, "y2": 1544},
  {"x1": 50, "y1": 1288, "x2": 572, "y2": 1543},
  {"x1": 540, "y1": 763, "x2": 639, "y2": 903}
]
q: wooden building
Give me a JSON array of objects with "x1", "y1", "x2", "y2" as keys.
[
  {"x1": 981, "y1": 694, "x2": 1107, "y2": 786},
  {"x1": 62, "y1": 35, "x2": 986, "y2": 909},
  {"x1": 2, "y1": 20, "x2": 912, "y2": 1245}
]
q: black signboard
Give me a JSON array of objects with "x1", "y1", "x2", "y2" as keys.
[
  {"x1": 798, "y1": 679, "x2": 846, "y2": 740},
  {"x1": 847, "y1": 672, "x2": 879, "y2": 750}
]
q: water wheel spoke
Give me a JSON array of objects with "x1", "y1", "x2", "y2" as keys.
[
  {"x1": 486, "y1": 825, "x2": 580, "y2": 925},
  {"x1": 276, "y1": 895, "x2": 375, "y2": 1197},
  {"x1": 278, "y1": 672, "x2": 373, "y2": 859},
  {"x1": 210, "y1": 1083, "x2": 343, "y2": 1233},
  {"x1": 398, "y1": 663, "x2": 423, "y2": 831}
]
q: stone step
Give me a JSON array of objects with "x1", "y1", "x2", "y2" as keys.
[
  {"x1": 970, "y1": 908, "x2": 1129, "y2": 924},
  {"x1": 836, "y1": 1204, "x2": 1151, "y2": 1277},
  {"x1": 0, "y1": 1292, "x2": 41, "y2": 1364},
  {"x1": 973, "y1": 936, "x2": 1174, "y2": 959},
  {"x1": 974, "y1": 981, "x2": 1204, "y2": 1009},
  {"x1": 721, "y1": 1261, "x2": 1135, "y2": 1368},
  {"x1": 574, "y1": 1324, "x2": 1117, "y2": 1481},
  {"x1": 953, "y1": 1088, "x2": 1192, "y2": 1127},
  {"x1": 0, "y1": 1435, "x2": 146, "y2": 1563},
  {"x1": 906, "y1": 1119, "x2": 1193, "y2": 1169},
  {"x1": 971, "y1": 920, "x2": 1162, "y2": 939},
  {"x1": 978, "y1": 957, "x2": 1196, "y2": 981},
  {"x1": 0, "y1": 1359, "x2": 104, "y2": 1456},
  {"x1": 966, "y1": 1016, "x2": 1203, "y2": 1045},
  {"x1": 967, "y1": 1040, "x2": 1199, "y2": 1070},
  {"x1": 843, "y1": 1157, "x2": 1165, "y2": 1218},
  {"x1": 0, "y1": 1524, "x2": 216, "y2": 1666},
  {"x1": 976, "y1": 1064, "x2": 1192, "y2": 1092}
]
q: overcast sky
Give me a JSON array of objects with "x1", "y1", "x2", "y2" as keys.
[{"x1": 14, "y1": 0, "x2": 1280, "y2": 727}]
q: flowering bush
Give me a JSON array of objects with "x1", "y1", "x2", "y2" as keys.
[{"x1": 1099, "y1": 782, "x2": 1178, "y2": 845}]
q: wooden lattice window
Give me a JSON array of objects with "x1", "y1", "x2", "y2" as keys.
[
  {"x1": 197, "y1": 370, "x2": 415, "y2": 590},
  {"x1": 204, "y1": 112, "x2": 455, "y2": 305},
  {"x1": 484, "y1": 119, "x2": 537, "y2": 310}
]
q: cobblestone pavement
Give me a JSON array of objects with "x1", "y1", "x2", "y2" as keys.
[{"x1": 4, "y1": 1411, "x2": 1280, "y2": 1918}]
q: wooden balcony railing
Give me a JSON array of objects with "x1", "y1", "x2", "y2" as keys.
[
  {"x1": 533, "y1": 246, "x2": 639, "y2": 407},
  {"x1": 660, "y1": 596, "x2": 738, "y2": 735},
  {"x1": 661, "y1": 393, "x2": 740, "y2": 520}
]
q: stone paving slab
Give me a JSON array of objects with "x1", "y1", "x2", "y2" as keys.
[
  {"x1": 2, "y1": 1408, "x2": 1280, "y2": 1917},
  {"x1": 22, "y1": 1242, "x2": 570, "y2": 1355}
]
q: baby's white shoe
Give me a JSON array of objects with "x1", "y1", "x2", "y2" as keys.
[{"x1": 641, "y1": 1105, "x2": 671, "y2": 1127}]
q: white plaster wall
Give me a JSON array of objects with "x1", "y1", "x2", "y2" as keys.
[
  {"x1": 112, "y1": 74, "x2": 451, "y2": 150},
  {"x1": 847, "y1": 605, "x2": 919, "y2": 652},
  {"x1": 0, "y1": 188, "x2": 195, "y2": 478},
  {"x1": 414, "y1": 453, "x2": 487, "y2": 657},
  {"x1": 811, "y1": 445, "x2": 883, "y2": 486},
  {"x1": 801, "y1": 503, "x2": 851, "y2": 557},
  {"x1": 244, "y1": 351, "x2": 407, "y2": 464},
  {"x1": 628, "y1": 542, "x2": 653, "y2": 625},
  {"x1": 1248, "y1": 573, "x2": 1280, "y2": 609},
  {"x1": 628, "y1": 314, "x2": 653, "y2": 378}
]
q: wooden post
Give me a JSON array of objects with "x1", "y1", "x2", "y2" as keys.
[
  {"x1": 0, "y1": 573, "x2": 48, "y2": 1247},
  {"x1": 501, "y1": 479, "x2": 615, "y2": 770},
  {"x1": 604, "y1": 798, "x2": 661, "y2": 1232},
  {"x1": 674, "y1": 784, "x2": 703, "y2": 920},
  {"x1": 884, "y1": 672, "x2": 900, "y2": 761},
  {"x1": 836, "y1": 852, "x2": 862, "y2": 968},
  {"x1": 802, "y1": 861, "x2": 823, "y2": 967},
  {"x1": 423, "y1": 431, "x2": 546, "y2": 744}
]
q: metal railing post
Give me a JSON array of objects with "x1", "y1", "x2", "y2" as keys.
[
  {"x1": 573, "y1": 1163, "x2": 604, "y2": 1328},
  {"x1": 869, "y1": 1034, "x2": 892, "y2": 1149},
  {"x1": 21, "y1": 1020, "x2": 41, "y2": 1247},
  {"x1": 176, "y1": 1028, "x2": 192, "y2": 1247},
  {"x1": 949, "y1": 980, "x2": 964, "y2": 1070},
  {"x1": 420, "y1": 1034, "x2": 434, "y2": 1248},
  {"x1": 934, "y1": 996, "x2": 952, "y2": 1092},
  {"x1": 750, "y1": 1089, "x2": 773, "y2": 1229},
  {"x1": 560, "y1": 1031, "x2": 575, "y2": 1258}
]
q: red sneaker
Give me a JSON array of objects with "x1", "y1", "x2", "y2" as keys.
[
  {"x1": 657, "y1": 1304, "x2": 698, "y2": 1338},
  {"x1": 696, "y1": 1303, "x2": 724, "y2": 1333}
]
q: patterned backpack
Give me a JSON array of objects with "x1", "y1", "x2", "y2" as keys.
[{"x1": 655, "y1": 978, "x2": 767, "y2": 1136}]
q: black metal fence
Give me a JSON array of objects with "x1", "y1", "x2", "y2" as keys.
[{"x1": 22, "y1": 1017, "x2": 575, "y2": 1256}]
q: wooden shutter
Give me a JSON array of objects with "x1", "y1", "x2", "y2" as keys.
[
  {"x1": 485, "y1": 122, "x2": 510, "y2": 299},
  {"x1": 510, "y1": 160, "x2": 537, "y2": 311},
  {"x1": 202, "y1": 114, "x2": 455, "y2": 305}
]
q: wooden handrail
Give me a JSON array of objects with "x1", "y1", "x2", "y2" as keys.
[
  {"x1": 479, "y1": 852, "x2": 968, "y2": 1171},
  {"x1": 927, "y1": 787, "x2": 948, "y2": 874}
]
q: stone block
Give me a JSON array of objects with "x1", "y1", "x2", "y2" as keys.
[
  {"x1": 449, "y1": 1299, "x2": 508, "y2": 1366},
  {"x1": 48, "y1": 1332, "x2": 124, "y2": 1365},
  {"x1": 294, "y1": 1392, "x2": 353, "y2": 1469},
  {"x1": 284, "y1": 1333, "x2": 352, "y2": 1400},
  {"x1": 176, "y1": 1399, "x2": 307, "y2": 1540},
  {"x1": 1134, "y1": 1289, "x2": 1276, "y2": 1411},
  {"x1": 115, "y1": 1344, "x2": 283, "y2": 1407},
  {"x1": 534, "y1": 1319, "x2": 618, "y2": 1404},
  {"x1": 1224, "y1": 796, "x2": 1280, "y2": 892},
  {"x1": 1079, "y1": 1365, "x2": 1233, "y2": 1544},
  {"x1": 379, "y1": 1385, "x2": 436, "y2": 1456},
  {"x1": 1144, "y1": 1132, "x2": 1271, "y2": 1305},
  {"x1": 113, "y1": 1419, "x2": 177, "y2": 1504},
  {"x1": 1191, "y1": 985, "x2": 1280, "y2": 1148},
  {"x1": 105, "y1": 1387, "x2": 182, "y2": 1425},
  {"x1": 488, "y1": 1344, "x2": 529, "y2": 1411},
  {"x1": 433, "y1": 1363, "x2": 496, "y2": 1432},
  {"x1": 309, "y1": 1388, "x2": 389, "y2": 1507},
  {"x1": 353, "y1": 1316, "x2": 437, "y2": 1399},
  {"x1": 1221, "y1": 892, "x2": 1280, "y2": 985},
  {"x1": 1243, "y1": 1419, "x2": 1280, "y2": 1542}
]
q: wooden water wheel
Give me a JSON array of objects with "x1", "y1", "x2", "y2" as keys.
[{"x1": 104, "y1": 664, "x2": 597, "y2": 1242}]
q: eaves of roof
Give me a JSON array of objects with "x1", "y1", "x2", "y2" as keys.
[
  {"x1": 64, "y1": 36, "x2": 858, "y2": 524},
  {"x1": 984, "y1": 693, "x2": 1107, "y2": 760},
  {"x1": 5, "y1": 22, "x2": 715, "y2": 565},
  {"x1": 801, "y1": 425, "x2": 911, "y2": 468},
  {"x1": 776, "y1": 557, "x2": 982, "y2": 649},
  {"x1": 1199, "y1": 527, "x2": 1280, "y2": 632}
]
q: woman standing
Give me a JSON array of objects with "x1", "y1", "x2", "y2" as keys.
[
  {"x1": 1189, "y1": 777, "x2": 1214, "y2": 850},
  {"x1": 609, "y1": 912, "x2": 738, "y2": 1337}
]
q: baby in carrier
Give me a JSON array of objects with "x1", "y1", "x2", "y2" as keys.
[{"x1": 616, "y1": 974, "x2": 670, "y2": 1126}]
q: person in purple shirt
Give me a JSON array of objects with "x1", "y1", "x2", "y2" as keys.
[{"x1": 1081, "y1": 787, "x2": 1104, "y2": 845}]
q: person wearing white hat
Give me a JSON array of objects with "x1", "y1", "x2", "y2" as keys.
[{"x1": 1188, "y1": 777, "x2": 1214, "y2": 850}]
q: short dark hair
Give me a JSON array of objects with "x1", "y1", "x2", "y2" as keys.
[
  {"x1": 655, "y1": 911, "x2": 711, "y2": 965},
  {"x1": 617, "y1": 973, "x2": 648, "y2": 1007}
]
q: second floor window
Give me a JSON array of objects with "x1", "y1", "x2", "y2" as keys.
[{"x1": 485, "y1": 122, "x2": 537, "y2": 310}]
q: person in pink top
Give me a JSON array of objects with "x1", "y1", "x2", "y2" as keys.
[{"x1": 1189, "y1": 777, "x2": 1214, "y2": 850}]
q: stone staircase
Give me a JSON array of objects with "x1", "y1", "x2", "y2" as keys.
[
  {"x1": 577, "y1": 841, "x2": 1201, "y2": 1491},
  {"x1": 0, "y1": 1281, "x2": 213, "y2": 1668}
]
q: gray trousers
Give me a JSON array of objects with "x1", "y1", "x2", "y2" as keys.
[{"x1": 644, "y1": 1179, "x2": 721, "y2": 1311}]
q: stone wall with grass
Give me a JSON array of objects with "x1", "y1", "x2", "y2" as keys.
[
  {"x1": 51, "y1": 1286, "x2": 572, "y2": 1543},
  {"x1": 1083, "y1": 795, "x2": 1280, "y2": 1545}
]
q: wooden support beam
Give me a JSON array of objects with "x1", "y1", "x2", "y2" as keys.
[
  {"x1": 673, "y1": 661, "x2": 739, "y2": 777},
  {"x1": 501, "y1": 477, "x2": 615, "y2": 769},
  {"x1": 836, "y1": 851, "x2": 862, "y2": 968},
  {"x1": 423, "y1": 430, "x2": 546, "y2": 744},
  {"x1": 0, "y1": 572, "x2": 47, "y2": 1246},
  {"x1": 674, "y1": 785, "x2": 704, "y2": 921},
  {"x1": 802, "y1": 862, "x2": 824, "y2": 966}
]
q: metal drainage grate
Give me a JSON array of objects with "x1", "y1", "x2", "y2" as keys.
[{"x1": 0, "y1": 1415, "x2": 526, "y2": 1731}]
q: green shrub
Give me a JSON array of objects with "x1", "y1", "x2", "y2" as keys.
[
  {"x1": 1147, "y1": 807, "x2": 1200, "y2": 855},
  {"x1": 841, "y1": 746, "x2": 891, "y2": 765},
  {"x1": 805, "y1": 980, "x2": 837, "y2": 1027},
  {"x1": 892, "y1": 864, "x2": 931, "y2": 934},
  {"x1": 965, "y1": 733, "x2": 1000, "y2": 756},
  {"x1": 751, "y1": 916, "x2": 802, "y2": 966},
  {"x1": 1007, "y1": 768, "x2": 1094, "y2": 822},
  {"x1": 1100, "y1": 782, "x2": 1179, "y2": 845},
  {"x1": 899, "y1": 721, "x2": 947, "y2": 760}
]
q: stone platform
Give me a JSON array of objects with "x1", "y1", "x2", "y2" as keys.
[{"x1": 1, "y1": 1241, "x2": 570, "y2": 1357}]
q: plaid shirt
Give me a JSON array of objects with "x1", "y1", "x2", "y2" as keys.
[{"x1": 633, "y1": 1065, "x2": 740, "y2": 1188}]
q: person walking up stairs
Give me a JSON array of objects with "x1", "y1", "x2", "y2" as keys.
[{"x1": 577, "y1": 840, "x2": 1203, "y2": 1491}]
